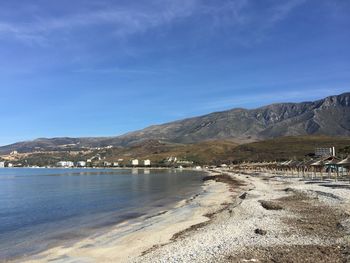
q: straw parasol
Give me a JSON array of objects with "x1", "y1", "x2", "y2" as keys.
[
  {"x1": 311, "y1": 160, "x2": 324, "y2": 166},
  {"x1": 325, "y1": 158, "x2": 339, "y2": 165},
  {"x1": 338, "y1": 156, "x2": 350, "y2": 167},
  {"x1": 310, "y1": 159, "x2": 326, "y2": 178},
  {"x1": 324, "y1": 157, "x2": 340, "y2": 178}
]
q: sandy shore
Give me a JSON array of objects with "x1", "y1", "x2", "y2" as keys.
[
  {"x1": 16, "y1": 170, "x2": 350, "y2": 262},
  {"x1": 19, "y1": 171, "x2": 235, "y2": 263},
  {"x1": 134, "y1": 170, "x2": 350, "y2": 263}
]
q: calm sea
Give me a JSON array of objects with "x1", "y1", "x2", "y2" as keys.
[{"x1": 0, "y1": 168, "x2": 204, "y2": 261}]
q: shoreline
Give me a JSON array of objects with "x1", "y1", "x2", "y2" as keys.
[
  {"x1": 17, "y1": 170, "x2": 238, "y2": 263},
  {"x1": 0, "y1": 168, "x2": 183, "y2": 173},
  {"x1": 136, "y1": 170, "x2": 350, "y2": 262},
  {"x1": 1, "y1": 168, "x2": 204, "y2": 262},
  {"x1": 10, "y1": 169, "x2": 350, "y2": 262}
]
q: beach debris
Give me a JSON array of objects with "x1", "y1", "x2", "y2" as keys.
[
  {"x1": 239, "y1": 192, "x2": 247, "y2": 200},
  {"x1": 254, "y1": 228, "x2": 267, "y2": 235},
  {"x1": 336, "y1": 222, "x2": 345, "y2": 231},
  {"x1": 202, "y1": 175, "x2": 215, "y2": 181},
  {"x1": 259, "y1": 200, "x2": 283, "y2": 210}
]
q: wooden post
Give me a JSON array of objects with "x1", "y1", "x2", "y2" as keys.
[{"x1": 336, "y1": 165, "x2": 339, "y2": 182}]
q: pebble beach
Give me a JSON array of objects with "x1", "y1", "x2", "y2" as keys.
[{"x1": 20, "y1": 170, "x2": 350, "y2": 262}]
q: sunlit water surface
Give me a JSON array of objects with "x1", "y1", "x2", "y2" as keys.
[{"x1": 0, "y1": 168, "x2": 204, "y2": 260}]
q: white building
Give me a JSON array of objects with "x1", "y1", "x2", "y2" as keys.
[
  {"x1": 131, "y1": 159, "x2": 139, "y2": 166},
  {"x1": 103, "y1": 161, "x2": 112, "y2": 167},
  {"x1": 76, "y1": 161, "x2": 86, "y2": 167},
  {"x1": 7, "y1": 163, "x2": 13, "y2": 168},
  {"x1": 113, "y1": 162, "x2": 119, "y2": 167},
  {"x1": 57, "y1": 161, "x2": 74, "y2": 167},
  {"x1": 0, "y1": 162, "x2": 5, "y2": 168},
  {"x1": 10, "y1": 151, "x2": 18, "y2": 155},
  {"x1": 167, "y1": 156, "x2": 177, "y2": 163},
  {"x1": 177, "y1": 160, "x2": 194, "y2": 165},
  {"x1": 143, "y1": 159, "x2": 151, "y2": 166},
  {"x1": 315, "y1": 147, "x2": 334, "y2": 157},
  {"x1": 57, "y1": 161, "x2": 65, "y2": 167}
]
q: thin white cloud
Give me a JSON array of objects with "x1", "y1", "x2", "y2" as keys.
[
  {"x1": 0, "y1": 0, "x2": 199, "y2": 44},
  {"x1": 269, "y1": 0, "x2": 306, "y2": 24},
  {"x1": 0, "y1": 0, "x2": 307, "y2": 46},
  {"x1": 73, "y1": 67, "x2": 159, "y2": 75},
  {"x1": 224, "y1": 0, "x2": 307, "y2": 45}
]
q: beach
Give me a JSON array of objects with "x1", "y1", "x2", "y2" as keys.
[
  {"x1": 136, "y1": 170, "x2": 350, "y2": 263},
  {"x1": 15, "y1": 169, "x2": 350, "y2": 262},
  {"x1": 18, "y1": 170, "x2": 231, "y2": 263}
]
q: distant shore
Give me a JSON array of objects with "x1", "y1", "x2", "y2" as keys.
[
  {"x1": 0, "y1": 166, "x2": 197, "y2": 170},
  {"x1": 16, "y1": 169, "x2": 350, "y2": 262}
]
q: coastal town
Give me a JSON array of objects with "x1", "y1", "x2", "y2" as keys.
[
  {"x1": 0, "y1": 146, "x2": 349, "y2": 179},
  {"x1": 0, "y1": 148, "x2": 195, "y2": 169}
]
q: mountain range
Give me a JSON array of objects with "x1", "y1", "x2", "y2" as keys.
[{"x1": 1, "y1": 92, "x2": 349, "y2": 154}]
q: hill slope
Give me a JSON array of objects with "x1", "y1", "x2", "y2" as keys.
[
  {"x1": 3, "y1": 136, "x2": 350, "y2": 166},
  {"x1": 101, "y1": 136, "x2": 350, "y2": 164},
  {"x1": 115, "y1": 92, "x2": 350, "y2": 145},
  {"x1": 0, "y1": 92, "x2": 349, "y2": 154},
  {"x1": 227, "y1": 136, "x2": 350, "y2": 163}
]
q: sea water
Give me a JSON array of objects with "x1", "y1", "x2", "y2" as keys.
[{"x1": 0, "y1": 168, "x2": 204, "y2": 260}]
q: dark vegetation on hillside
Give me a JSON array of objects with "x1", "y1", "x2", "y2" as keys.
[
  {"x1": 227, "y1": 136, "x2": 350, "y2": 163},
  {"x1": 7, "y1": 136, "x2": 350, "y2": 166}
]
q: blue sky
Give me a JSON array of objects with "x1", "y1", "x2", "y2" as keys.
[{"x1": 0, "y1": 0, "x2": 349, "y2": 145}]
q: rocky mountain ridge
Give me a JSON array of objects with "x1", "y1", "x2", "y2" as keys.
[{"x1": 1, "y1": 92, "x2": 349, "y2": 154}]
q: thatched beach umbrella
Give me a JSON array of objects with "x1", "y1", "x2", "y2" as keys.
[
  {"x1": 311, "y1": 159, "x2": 325, "y2": 179},
  {"x1": 297, "y1": 160, "x2": 307, "y2": 177},
  {"x1": 279, "y1": 160, "x2": 299, "y2": 176},
  {"x1": 293, "y1": 161, "x2": 304, "y2": 177},
  {"x1": 298, "y1": 159, "x2": 313, "y2": 178},
  {"x1": 288, "y1": 160, "x2": 301, "y2": 176},
  {"x1": 338, "y1": 156, "x2": 350, "y2": 166},
  {"x1": 324, "y1": 157, "x2": 340, "y2": 180},
  {"x1": 337, "y1": 156, "x2": 350, "y2": 178},
  {"x1": 267, "y1": 161, "x2": 278, "y2": 175},
  {"x1": 279, "y1": 161, "x2": 290, "y2": 175}
]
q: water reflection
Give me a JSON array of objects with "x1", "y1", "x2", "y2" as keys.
[{"x1": 0, "y1": 168, "x2": 203, "y2": 261}]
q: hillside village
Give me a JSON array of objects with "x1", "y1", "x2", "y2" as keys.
[
  {"x1": 0, "y1": 145, "x2": 194, "y2": 169},
  {"x1": 1, "y1": 136, "x2": 349, "y2": 174}
]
